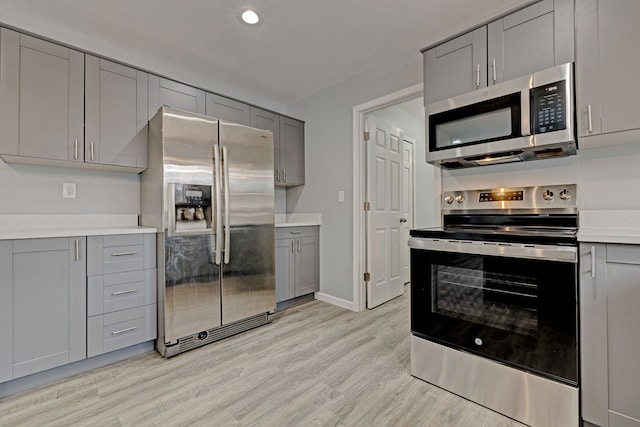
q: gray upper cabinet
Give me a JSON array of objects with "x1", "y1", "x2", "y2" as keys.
[
  {"x1": 205, "y1": 93, "x2": 251, "y2": 126},
  {"x1": 487, "y1": 0, "x2": 574, "y2": 85},
  {"x1": 0, "y1": 28, "x2": 84, "y2": 162},
  {"x1": 423, "y1": 0, "x2": 574, "y2": 103},
  {"x1": 85, "y1": 55, "x2": 148, "y2": 169},
  {"x1": 575, "y1": 0, "x2": 640, "y2": 147},
  {"x1": 148, "y1": 75, "x2": 205, "y2": 119},
  {"x1": 279, "y1": 117, "x2": 305, "y2": 186},
  {"x1": 423, "y1": 27, "x2": 487, "y2": 105},
  {"x1": 4, "y1": 238, "x2": 86, "y2": 381},
  {"x1": 580, "y1": 243, "x2": 640, "y2": 427},
  {"x1": 250, "y1": 107, "x2": 281, "y2": 183}
]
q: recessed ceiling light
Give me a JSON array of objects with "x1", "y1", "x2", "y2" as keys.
[{"x1": 240, "y1": 8, "x2": 261, "y2": 25}]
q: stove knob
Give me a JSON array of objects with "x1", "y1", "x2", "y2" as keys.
[
  {"x1": 444, "y1": 195, "x2": 454, "y2": 204},
  {"x1": 455, "y1": 194, "x2": 465, "y2": 204},
  {"x1": 542, "y1": 190, "x2": 554, "y2": 201},
  {"x1": 559, "y1": 189, "x2": 572, "y2": 201}
]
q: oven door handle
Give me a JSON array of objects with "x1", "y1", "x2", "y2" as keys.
[{"x1": 408, "y1": 238, "x2": 577, "y2": 263}]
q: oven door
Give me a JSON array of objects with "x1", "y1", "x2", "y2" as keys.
[{"x1": 410, "y1": 239, "x2": 578, "y2": 386}]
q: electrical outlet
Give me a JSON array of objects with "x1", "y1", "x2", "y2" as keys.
[
  {"x1": 338, "y1": 190, "x2": 345, "y2": 202},
  {"x1": 62, "y1": 182, "x2": 76, "y2": 199}
]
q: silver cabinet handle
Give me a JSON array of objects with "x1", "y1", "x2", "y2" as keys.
[
  {"x1": 112, "y1": 326, "x2": 137, "y2": 335},
  {"x1": 475, "y1": 63, "x2": 480, "y2": 88},
  {"x1": 75, "y1": 239, "x2": 79, "y2": 261},
  {"x1": 492, "y1": 58, "x2": 497, "y2": 83},
  {"x1": 291, "y1": 240, "x2": 294, "y2": 253},
  {"x1": 283, "y1": 169, "x2": 286, "y2": 183},
  {"x1": 591, "y1": 245, "x2": 596, "y2": 279},
  {"x1": 297, "y1": 239, "x2": 301, "y2": 252},
  {"x1": 112, "y1": 289, "x2": 138, "y2": 296},
  {"x1": 111, "y1": 251, "x2": 137, "y2": 256},
  {"x1": 213, "y1": 144, "x2": 222, "y2": 265},
  {"x1": 276, "y1": 168, "x2": 280, "y2": 182},
  {"x1": 222, "y1": 145, "x2": 231, "y2": 265},
  {"x1": 587, "y1": 104, "x2": 593, "y2": 133},
  {"x1": 290, "y1": 231, "x2": 301, "y2": 235},
  {"x1": 90, "y1": 141, "x2": 95, "y2": 161},
  {"x1": 74, "y1": 139, "x2": 78, "y2": 160}
]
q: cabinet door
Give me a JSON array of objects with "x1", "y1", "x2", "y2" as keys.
[
  {"x1": 280, "y1": 117, "x2": 305, "y2": 186},
  {"x1": 488, "y1": 0, "x2": 574, "y2": 84},
  {"x1": 275, "y1": 238, "x2": 295, "y2": 302},
  {"x1": 579, "y1": 243, "x2": 609, "y2": 427},
  {"x1": 85, "y1": 56, "x2": 148, "y2": 168},
  {"x1": 576, "y1": 0, "x2": 640, "y2": 141},
  {"x1": 11, "y1": 237, "x2": 86, "y2": 379},
  {"x1": 606, "y1": 245, "x2": 640, "y2": 425},
  {"x1": 205, "y1": 93, "x2": 251, "y2": 125},
  {"x1": 148, "y1": 75, "x2": 205, "y2": 119},
  {"x1": 295, "y1": 235, "x2": 319, "y2": 297},
  {"x1": 0, "y1": 29, "x2": 84, "y2": 161},
  {"x1": 251, "y1": 107, "x2": 281, "y2": 183},
  {"x1": 423, "y1": 27, "x2": 487, "y2": 104},
  {"x1": 0, "y1": 241, "x2": 12, "y2": 383}
]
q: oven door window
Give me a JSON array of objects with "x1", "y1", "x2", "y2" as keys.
[
  {"x1": 411, "y1": 249, "x2": 578, "y2": 385},
  {"x1": 429, "y1": 93, "x2": 521, "y2": 151}
]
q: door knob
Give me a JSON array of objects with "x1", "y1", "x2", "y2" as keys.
[{"x1": 400, "y1": 217, "x2": 407, "y2": 223}]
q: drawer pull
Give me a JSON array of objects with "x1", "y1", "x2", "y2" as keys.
[
  {"x1": 112, "y1": 289, "x2": 138, "y2": 296},
  {"x1": 111, "y1": 251, "x2": 138, "y2": 257},
  {"x1": 112, "y1": 326, "x2": 137, "y2": 335},
  {"x1": 290, "y1": 231, "x2": 301, "y2": 235}
]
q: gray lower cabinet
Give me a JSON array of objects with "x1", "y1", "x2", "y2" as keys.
[
  {"x1": 276, "y1": 227, "x2": 319, "y2": 302},
  {"x1": 423, "y1": 0, "x2": 574, "y2": 103},
  {"x1": 580, "y1": 243, "x2": 640, "y2": 427},
  {"x1": 206, "y1": 92, "x2": 251, "y2": 126},
  {"x1": 148, "y1": 75, "x2": 205, "y2": 119},
  {"x1": 575, "y1": 0, "x2": 640, "y2": 147},
  {"x1": 0, "y1": 28, "x2": 84, "y2": 162},
  {"x1": 0, "y1": 237, "x2": 87, "y2": 382},
  {"x1": 86, "y1": 234, "x2": 157, "y2": 358},
  {"x1": 85, "y1": 55, "x2": 148, "y2": 169}
]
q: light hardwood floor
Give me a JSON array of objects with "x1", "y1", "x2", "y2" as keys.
[{"x1": 0, "y1": 290, "x2": 525, "y2": 426}]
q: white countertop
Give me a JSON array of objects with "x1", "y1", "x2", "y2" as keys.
[
  {"x1": 0, "y1": 214, "x2": 157, "y2": 240},
  {"x1": 275, "y1": 213, "x2": 322, "y2": 228},
  {"x1": 578, "y1": 210, "x2": 640, "y2": 244}
]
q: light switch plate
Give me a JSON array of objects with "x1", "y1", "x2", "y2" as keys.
[{"x1": 62, "y1": 182, "x2": 76, "y2": 199}]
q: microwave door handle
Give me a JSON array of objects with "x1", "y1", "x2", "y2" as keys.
[
  {"x1": 476, "y1": 64, "x2": 480, "y2": 88},
  {"x1": 214, "y1": 144, "x2": 222, "y2": 265},
  {"x1": 521, "y1": 88, "x2": 531, "y2": 137}
]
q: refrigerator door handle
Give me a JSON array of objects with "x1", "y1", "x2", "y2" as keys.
[
  {"x1": 214, "y1": 144, "x2": 223, "y2": 265},
  {"x1": 222, "y1": 145, "x2": 231, "y2": 264}
]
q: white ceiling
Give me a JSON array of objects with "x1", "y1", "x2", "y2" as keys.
[{"x1": 0, "y1": 0, "x2": 532, "y2": 108}]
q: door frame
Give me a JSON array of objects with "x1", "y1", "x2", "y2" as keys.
[{"x1": 351, "y1": 83, "x2": 422, "y2": 312}]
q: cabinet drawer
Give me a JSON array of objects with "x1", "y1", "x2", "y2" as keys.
[
  {"x1": 87, "y1": 234, "x2": 155, "y2": 275},
  {"x1": 87, "y1": 269, "x2": 156, "y2": 316},
  {"x1": 87, "y1": 304, "x2": 156, "y2": 357},
  {"x1": 607, "y1": 244, "x2": 640, "y2": 265},
  {"x1": 276, "y1": 226, "x2": 319, "y2": 240}
]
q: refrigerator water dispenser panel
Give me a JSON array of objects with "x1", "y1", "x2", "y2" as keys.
[{"x1": 172, "y1": 183, "x2": 213, "y2": 233}]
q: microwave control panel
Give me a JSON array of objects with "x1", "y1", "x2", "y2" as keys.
[{"x1": 531, "y1": 80, "x2": 566, "y2": 134}]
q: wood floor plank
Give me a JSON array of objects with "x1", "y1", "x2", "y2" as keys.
[{"x1": 0, "y1": 290, "x2": 526, "y2": 426}]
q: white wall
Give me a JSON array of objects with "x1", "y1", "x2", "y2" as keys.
[
  {"x1": 285, "y1": 48, "x2": 423, "y2": 302},
  {"x1": 0, "y1": 161, "x2": 140, "y2": 214}
]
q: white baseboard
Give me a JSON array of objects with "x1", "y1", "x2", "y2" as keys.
[{"x1": 314, "y1": 292, "x2": 354, "y2": 311}]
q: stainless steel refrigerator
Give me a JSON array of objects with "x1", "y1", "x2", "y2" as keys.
[{"x1": 141, "y1": 106, "x2": 275, "y2": 357}]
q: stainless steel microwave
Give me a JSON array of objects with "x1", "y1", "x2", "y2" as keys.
[{"x1": 426, "y1": 62, "x2": 576, "y2": 168}]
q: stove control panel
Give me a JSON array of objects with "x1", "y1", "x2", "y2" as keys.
[{"x1": 442, "y1": 184, "x2": 577, "y2": 211}]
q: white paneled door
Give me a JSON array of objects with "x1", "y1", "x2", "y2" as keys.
[
  {"x1": 366, "y1": 116, "x2": 404, "y2": 309},
  {"x1": 401, "y1": 139, "x2": 414, "y2": 284}
]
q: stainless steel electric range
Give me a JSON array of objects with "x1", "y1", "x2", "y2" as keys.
[{"x1": 409, "y1": 184, "x2": 579, "y2": 427}]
